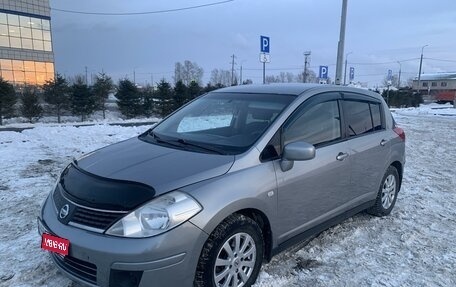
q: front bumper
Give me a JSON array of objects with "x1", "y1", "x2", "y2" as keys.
[{"x1": 38, "y1": 196, "x2": 208, "y2": 287}]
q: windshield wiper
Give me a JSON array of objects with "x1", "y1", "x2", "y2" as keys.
[
  {"x1": 147, "y1": 131, "x2": 184, "y2": 148},
  {"x1": 175, "y1": 138, "x2": 225, "y2": 155}
]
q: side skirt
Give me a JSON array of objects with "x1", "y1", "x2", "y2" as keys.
[{"x1": 269, "y1": 200, "x2": 375, "y2": 260}]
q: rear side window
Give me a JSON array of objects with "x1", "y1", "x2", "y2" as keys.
[
  {"x1": 370, "y1": 103, "x2": 382, "y2": 131},
  {"x1": 343, "y1": 100, "x2": 373, "y2": 136}
]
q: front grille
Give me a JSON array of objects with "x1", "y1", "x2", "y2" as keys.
[
  {"x1": 52, "y1": 253, "x2": 97, "y2": 284},
  {"x1": 72, "y1": 207, "x2": 124, "y2": 230},
  {"x1": 53, "y1": 187, "x2": 126, "y2": 232}
]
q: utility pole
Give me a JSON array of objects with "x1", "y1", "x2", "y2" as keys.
[
  {"x1": 397, "y1": 61, "x2": 402, "y2": 89},
  {"x1": 85, "y1": 66, "x2": 88, "y2": 85},
  {"x1": 231, "y1": 54, "x2": 236, "y2": 86},
  {"x1": 343, "y1": 52, "x2": 352, "y2": 85},
  {"x1": 133, "y1": 69, "x2": 136, "y2": 85},
  {"x1": 417, "y1": 45, "x2": 428, "y2": 94},
  {"x1": 335, "y1": 0, "x2": 348, "y2": 85},
  {"x1": 303, "y1": 51, "x2": 311, "y2": 83},
  {"x1": 239, "y1": 65, "x2": 243, "y2": 85}
]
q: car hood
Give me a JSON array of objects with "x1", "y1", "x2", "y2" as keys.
[{"x1": 77, "y1": 137, "x2": 235, "y2": 195}]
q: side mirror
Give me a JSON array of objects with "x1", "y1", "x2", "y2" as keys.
[{"x1": 280, "y1": 141, "x2": 316, "y2": 172}]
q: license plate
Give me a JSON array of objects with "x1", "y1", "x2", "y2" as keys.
[{"x1": 41, "y1": 233, "x2": 70, "y2": 256}]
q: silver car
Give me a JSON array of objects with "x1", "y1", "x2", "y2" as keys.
[{"x1": 38, "y1": 84, "x2": 405, "y2": 287}]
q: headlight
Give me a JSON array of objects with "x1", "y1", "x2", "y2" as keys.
[{"x1": 106, "y1": 191, "x2": 202, "y2": 238}]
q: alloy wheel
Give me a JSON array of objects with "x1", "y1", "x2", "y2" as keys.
[
  {"x1": 213, "y1": 232, "x2": 257, "y2": 287},
  {"x1": 381, "y1": 174, "x2": 396, "y2": 209}
]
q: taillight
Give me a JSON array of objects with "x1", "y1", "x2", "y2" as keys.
[{"x1": 393, "y1": 127, "x2": 405, "y2": 141}]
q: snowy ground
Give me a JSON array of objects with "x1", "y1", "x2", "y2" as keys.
[
  {"x1": 0, "y1": 105, "x2": 455, "y2": 287},
  {"x1": 0, "y1": 109, "x2": 160, "y2": 130}
]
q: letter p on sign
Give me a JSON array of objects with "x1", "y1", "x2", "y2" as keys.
[{"x1": 261, "y1": 36, "x2": 270, "y2": 53}]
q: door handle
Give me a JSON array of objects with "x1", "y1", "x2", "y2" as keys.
[
  {"x1": 336, "y1": 152, "x2": 349, "y2": 161},
  {"x1": 380, "y1": 139, "x2": 388, "y2": 146}
]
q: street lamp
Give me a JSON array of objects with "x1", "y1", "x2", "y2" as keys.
[
  {"x1": 417, "y1": 44, "x2": 428, "y2": 93},
  {"x1": 397, "y1": 61, "x2": 402, "y2": 88},
  {"x1": 343, "y1": 51, "x2": 353, "y2": 85}
]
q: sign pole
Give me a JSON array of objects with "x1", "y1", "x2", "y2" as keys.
[
  {"x1": 263, "y1": 62, "x2": 266, "y2": 84},
  {"x1": 260, "y1": 36, "x2": 270, "y2": 85}
]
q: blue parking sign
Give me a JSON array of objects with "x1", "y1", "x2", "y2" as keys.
[
  {"x1": 349, "y1": 67, "x2": 355, "y2": 81},
  {"x1": 319, "y1": 66, "x2": 328, "y2": 79},
  {"x1": 260, "y1": 36, "x2": 270, "y2": 53}
]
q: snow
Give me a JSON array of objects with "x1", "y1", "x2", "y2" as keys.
[
  {"x1": 0, "y1": 104, "x2": 455, "y2": 286},
  {"x1": 392, "y1": 102, "x2": 456, "y2": 117},
  {"x1": 1, "y1": 109, "x2": 160, "y2": 129}
]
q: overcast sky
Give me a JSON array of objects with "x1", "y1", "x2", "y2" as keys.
[{"x1": 50, "y1": 0, "x2": 456, "y2": 87}]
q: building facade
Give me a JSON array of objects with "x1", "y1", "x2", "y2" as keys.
[
  {"x1": 0, "y1": 0, "x2": 54, "y2": 86},
  {"x1": 412, "y1": 73, "x2": 456, "y2": 103}
]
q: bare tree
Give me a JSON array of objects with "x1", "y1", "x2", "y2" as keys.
[
  {"x1": 265, "y1": 75, "x2": 280, "y2": 84},
  {"x1": 382, "y1": 75, "x2": 399, "y2": 87},
  {"x1": 210, "y1": 69, "x2": 231, "y2": 87},
  {"x1": 406, "y1": 77, "x2": 414, "y2": 88},
  {"x1": 296, "y1": 69, "x2": 318, "y2": 83},
  {"x1": 174, "y1": 60, "x2": 204, "y2": 86},
  {"x1": 286, "y1": 72, "x2": 295, "y2": 83}
]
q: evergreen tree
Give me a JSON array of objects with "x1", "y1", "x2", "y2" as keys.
[
  {"x1": 116, "y1": 79, "x2": 143, "y2": 118},
  {"x1": 21, "y1": 86, "x2": 43, "y2": 123},
  {"x1": 203, "y1": 83, "x2": 223, "y2": 93},
  {"x1": 188, "y1": 81, "x2": 202, "y2": 101},
  {"x1": 43, "y1": 74, "x2": 69, "y2": 123},
  {"x1": 93, "y1": 72, "x2": 114, "y2": 119},
  {"x1": 173, "y1": 80, "x2": 187, "y2": 111},
  {"x1": 381, "y1": 88, "x2": 423, "y2": 108},
  {"x1": 0, "y1": 77, "x2": 16, "y2": 125},
  {"x1": 142, "y1": 85, "x2": 155, "y2": 117},
  {"x1": 155, "y1": 79, "x2": 174, "y2": 117},
  {"x1": 71, "y1": 77, "x2": 96, "y2": 122}
]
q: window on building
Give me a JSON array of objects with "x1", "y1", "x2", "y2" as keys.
[
  {"x1": 0, "y1": 12, "x2": 52, "y2": 52},
  {"x1": 422, "y1": 82, "x2": 428, "y2": 87},
  {"x1": 441, "y1": 82, "x2": 448, "y2": 87},
  {"x1": 431, "y1": 82, "x2": 437, "y2": 87},
  {"x1": 0, "y1": 58, "x2": 54, "y2": 85}
]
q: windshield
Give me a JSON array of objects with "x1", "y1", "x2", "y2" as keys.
[{"x1": 147, "y1": 92, "x2": 295, "y2": 154}]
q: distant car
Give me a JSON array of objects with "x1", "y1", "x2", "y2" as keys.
[{"x1": 38, "y1": 84, "x2": 405, "y2": 287}]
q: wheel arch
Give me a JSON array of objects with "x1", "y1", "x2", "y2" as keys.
[
  {"x1": 234, "y1": 208, "x2": 273, "y2": 262},
  {"x1": 390, "y1": 160, "x2": 403, "y2": 191}
]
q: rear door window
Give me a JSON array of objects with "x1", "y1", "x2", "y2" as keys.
[
  {"x1": 369, "y1": 103, "x2": 383, "y2": 131},
  {"x1": 343, "y1": 100, "x2": 373, "y2": 137}
]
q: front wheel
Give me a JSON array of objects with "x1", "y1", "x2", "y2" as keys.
[
  {"x1": 194, "y1": 214, "x2": 264, "y2": 287},
  {"x1": 367, "y1": 166, "x2": 400, "y2": 216}
]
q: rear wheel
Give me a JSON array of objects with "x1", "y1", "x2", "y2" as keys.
[
  {"x1": 194, "y1": 214, "x2": 264, "y2": 287},
  {"x1": 367, "y1": 166, "x2": 400, "y2": 216}
]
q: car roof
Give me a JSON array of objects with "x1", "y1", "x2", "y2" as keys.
[
  {"x1": 212, "y1": 83, "x2": 381, "y2": 100},
  {"x1": 212, "y1": 83, "x2": 322, "y2": 96}
]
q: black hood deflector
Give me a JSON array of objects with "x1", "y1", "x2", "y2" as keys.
[{"x1": 59, "y1": 162, "x2": 155, "y2": 211}]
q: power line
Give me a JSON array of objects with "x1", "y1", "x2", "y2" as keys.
[
  {"x1": 424, "y1": 57, "x2": 456, "y2": 63},
  {"x1": 51, "y1": 0, "x2": 234, "y2": 16},
  {"x1": 348, "y1": 58, "x2": 420, "y2": 65}
]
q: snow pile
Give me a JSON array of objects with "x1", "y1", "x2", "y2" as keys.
[
  {"x1": 1, "y1": 108, "x2": 160, "y2": 129},
  {"x1": 0, "y1": 114, "x2": 455, "y2": 286},
  {"x1": 393, "y1": 103, "x2": 456, "y2": 117}
]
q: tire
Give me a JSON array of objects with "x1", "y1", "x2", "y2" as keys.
[
  {"x1": 367, "y1": 166, "x2": 400, "y2": 217},
  {"x1": 194, "y1": 214, "x2": 264, "y2": 287}
]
